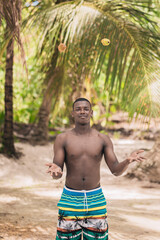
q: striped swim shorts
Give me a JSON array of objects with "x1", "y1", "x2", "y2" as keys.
[{"x1": 56, "y1": 186, "x2": 108, "y2": 239}]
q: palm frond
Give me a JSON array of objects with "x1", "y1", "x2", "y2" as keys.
[
  {"x1": 27, "y1": 0, "x2": 160, "y2": 119},
  {"x1": 0, "y1": 0, "x2": 28, "y2": 79}
]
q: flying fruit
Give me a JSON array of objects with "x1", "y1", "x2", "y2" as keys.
[
  {"x1": 58, "y1": 43, "x2": 66, "y2": 52},
  {"x1": 101, "y1": 38, "x2": 110, "y2": 46}
]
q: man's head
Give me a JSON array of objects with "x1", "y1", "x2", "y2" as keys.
[
  {"x1": 72, "y1": 98, "x2": 93, "y2": 124},
  {"x1": 72, "y1": 98, "x2": 91, "y2": 110}
]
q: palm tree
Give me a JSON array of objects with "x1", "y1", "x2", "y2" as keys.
[
  {"x1": 0, "y1": 0, "x2": 27, "y2": 156},
  {"x1": 28, "y1": 0, "x2": 160, "y2": 141},
  {"x1": 28, "y1": 0, "x2": 67, "y2": 142}
]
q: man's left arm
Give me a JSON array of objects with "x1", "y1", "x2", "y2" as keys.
[{"x1": 103, "y1": 135, "x2": 146, "y2": 176}]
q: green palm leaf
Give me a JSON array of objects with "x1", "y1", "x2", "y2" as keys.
[
  {"x1": 27, "y1": 0, "x2": 160, "y2": 119},
  {"x1": 0, "y1": 0, "x2": 28, "y2": 78}
]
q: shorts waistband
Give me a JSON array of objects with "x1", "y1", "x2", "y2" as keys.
[{"x1": 63, "y1": 185, "x2": 102, "y2": 196}]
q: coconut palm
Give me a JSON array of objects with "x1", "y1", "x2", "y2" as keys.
[
  {"x1": 27, "y1": 0, "x2": 160, "y2": 141},
  {"x1": 27, "y1": 0, "x2": 67, "y2": 141},
  {"x1": 0, "y1": 0, "x2": 27, "y2": 156}
]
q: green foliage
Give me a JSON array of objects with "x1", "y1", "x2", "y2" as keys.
[
  {"x1": 0, "y1": 0, "x2": 160, "y2": 129},
  {"x1": 0, "y1": 111, "x2": 4, "y2": 127},
  {"x1": 0, "y1": 69, "x2": 4, "y2": 106},
  {"x1": 27, "y1": 0, "x2": 160, "y2": 122},
  {"x1": 49, "y1": 130, "x2": 62, "y2": 136},
  {"x1": 0, "y1": 66, "x2": 43, "y2": 124},
  {"x1": 0, "y1": 27, "x2": 43, "y2": 124},
  {"x1": 12, "y1": 42, "x2": 43, "y2": 123}
]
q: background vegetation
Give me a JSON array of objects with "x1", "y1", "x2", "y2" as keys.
[{"x1": 0, "y1": 0, "x2": 160, "y2": 156}]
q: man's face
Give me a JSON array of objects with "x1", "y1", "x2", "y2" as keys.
[{"x1": 72, "y1": 101, "x2": 93, "y2": 124}]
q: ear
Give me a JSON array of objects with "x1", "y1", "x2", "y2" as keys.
[
  {"x1": 91, "y1": 109, "x2": 93, "y2": 117},
  {"x1": 71, "y1": 111, "x2": 74, "y2": 118}
]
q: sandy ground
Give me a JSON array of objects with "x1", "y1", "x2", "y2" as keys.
[{"x1": 0, "y1": 139, "x2": 160, "y2": 240}]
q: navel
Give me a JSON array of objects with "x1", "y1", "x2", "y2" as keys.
[{"x1": 82, "y1": 177, "x2": 85, "y2": 181}]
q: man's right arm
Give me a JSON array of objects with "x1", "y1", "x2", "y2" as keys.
[{"x1": 46, "y1": 133, "x2": 66, "y2": 179}]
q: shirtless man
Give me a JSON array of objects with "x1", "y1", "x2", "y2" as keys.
[{"x1": 46, "y1": 97, "x2": 145, "y2": 240}]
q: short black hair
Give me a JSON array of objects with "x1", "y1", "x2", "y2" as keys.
[{"x1": 73, "y1": 98, "x2": 91, "y2": 109}]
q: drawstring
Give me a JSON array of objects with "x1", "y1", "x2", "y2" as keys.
[
  {"x1": 83, "y1": 191, "x2": 88, "y2": 212},
  {"x1": 64, "y1": 185, "x2": 102, "y2": 213}
]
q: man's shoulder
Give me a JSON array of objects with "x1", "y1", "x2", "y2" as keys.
[
  {"x1": 56, "y1": 129, "x2": 73, "y2": 140},
  {"x1": 92, "y1": 128, "x2": 109, "y2": 138},
  {"x1": 93, "y1": 129, "x2": 112, "y2": 145},
  {"x1": 55, "y1": 132, "x2": 66, "y2": 142}
]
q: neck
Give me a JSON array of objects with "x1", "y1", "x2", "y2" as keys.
[{"x1": 74, "y1": 123, "x2": 91, "y2": 135}]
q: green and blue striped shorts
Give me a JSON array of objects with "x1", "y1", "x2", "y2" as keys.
[{"x1": 56, "y1": 186, "x2": 108, "y2": 239}]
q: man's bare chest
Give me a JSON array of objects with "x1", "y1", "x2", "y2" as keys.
[{"x1": 65, "y1": 135, "x2": 104, "y2": 159}]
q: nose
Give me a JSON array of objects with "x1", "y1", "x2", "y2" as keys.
[{"x1": 80, "y1": 108, "x2": 85, "y2": 114}]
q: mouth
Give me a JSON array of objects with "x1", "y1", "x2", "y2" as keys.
[{"x1": 79, "y1": 116, "x2": 86, "y2": 119}]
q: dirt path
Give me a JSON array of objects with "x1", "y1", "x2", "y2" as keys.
[{"x1": 0, "y1": 140, "x2": 160, "y2": 240}]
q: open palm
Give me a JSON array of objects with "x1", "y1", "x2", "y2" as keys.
[{"x1": 128, "y1": 150, "x2": 146, "y2": 163}]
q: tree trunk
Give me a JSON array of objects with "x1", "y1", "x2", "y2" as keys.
[
  {"x1": 32, "y1": 71, "x2": 63, "y2": 143},
  {"x1": 31, "y1": 0, "x2": 70, "y2": 143},
  {"x1": 33, "y1": 42, "x2": 60, "y2": 143},
  {"x1": 33, "y1": 94, "x2": 52, "y2": 143},
  {"x1": 2, "y1": 38, "x2": 16, "y2": 155},
  {"x1": 34, "y1": 67, "x2": 64, "y2": 143}
]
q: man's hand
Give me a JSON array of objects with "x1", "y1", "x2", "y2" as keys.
[
  {"x1": 127, "y1": 150, "x2": 146, "y2": 163},
  {"x1": 45, "y1": 163, "x2": 63, "y2": 179}
]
